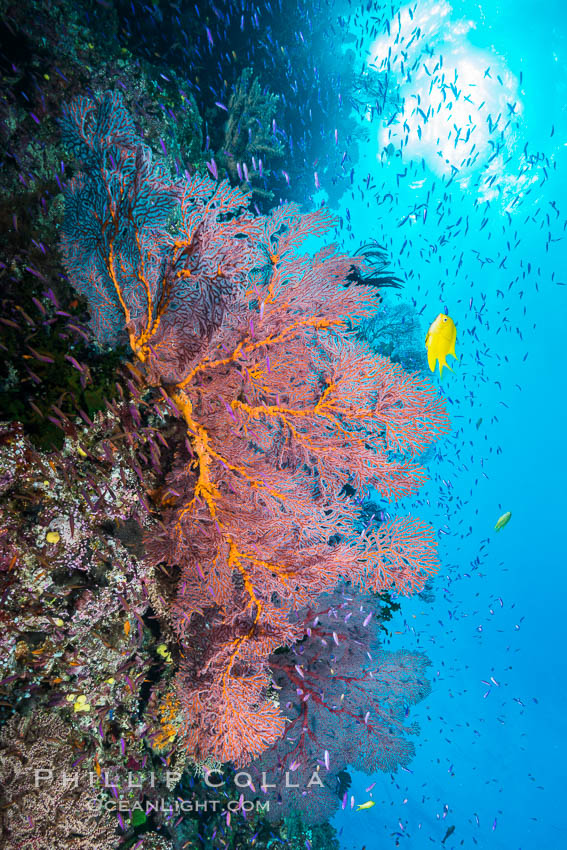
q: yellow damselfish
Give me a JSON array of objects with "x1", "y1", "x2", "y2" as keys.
[
  {"x1": 356, "y1": 800, "x2": 376, "y2": 811},
  {"x1": 425, "y1": 313, "x2": 457, "y2": 377}
]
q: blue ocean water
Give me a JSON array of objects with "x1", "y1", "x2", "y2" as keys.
[{"x1": 324, "y1": 1, "x2": 567, "y2": 847}]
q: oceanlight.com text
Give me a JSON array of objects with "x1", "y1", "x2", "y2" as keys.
[{"x1": 93, "y1": 798, "x2": 270, "y2": 814}]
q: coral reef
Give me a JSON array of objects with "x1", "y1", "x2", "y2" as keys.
[
  {"x1": 0, "y1": 0, "x2": 204, "y2": 448},
  {"x1": 0, "y1": 6, "x2": 451, "y2": 839},
  {"x1": 0, "y1": 415, "x2": 153, "y2": 716},
  {"x1": 58, "y1": 89, "x2": 448, "y2": 772},
  {"x1": 0, "y1": 709, "x2": 117, "y2": 849},
  {"x1": 0, "y1": 412, "x2": 184, "y2": 844}
]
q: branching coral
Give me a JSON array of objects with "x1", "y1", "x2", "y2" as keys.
[{"x1": 220, "y1": 67, "x2": 285, "y2": 201}]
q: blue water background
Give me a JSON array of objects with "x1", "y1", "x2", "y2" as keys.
[{"x1": 312, "y1": 1, "x2": 567, "y2": 847}]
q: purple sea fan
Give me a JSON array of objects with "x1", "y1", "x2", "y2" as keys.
[
  {"x1": 242, "y1": 588, "x2": 431, "y2": 825},
  {"x1": 60, "y1": 91, "x2": 180, "y2": 347}
]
